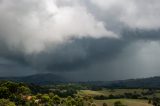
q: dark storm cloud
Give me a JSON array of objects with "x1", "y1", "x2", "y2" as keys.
[
  {"x1": 2, "y1": 28, "x2": 159, "y2": 73},
  {"x1": 35, "y1": 29, "x2": 160, "y2": 72},
  {"x1": 31, "y1": 37, "x2": 127, "y2": 71},
  {"x1": 123, "y1": 29, "x2": 160, "y2": 41},
  {"x1": 0, "y1": 29, "x2": 160, "y2": 79},
  {"x1": 0, "y1": 0, "x2": 160, "y2": 80},
  {"x1": 0, "y1": 57, "x2": 36, "y2": 76}
]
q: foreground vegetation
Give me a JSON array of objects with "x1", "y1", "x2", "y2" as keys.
[{"x1": 0, "y1": 81, "x2": 160, "y2": 106}]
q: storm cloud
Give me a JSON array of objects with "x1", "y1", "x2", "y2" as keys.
[{"x1": 0, "y1": 0, "x2": 160, "y2": 80}]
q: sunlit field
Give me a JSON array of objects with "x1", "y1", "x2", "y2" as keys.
[{"x1": 95, "y1": 99, "x2": 153, "y2": 106}]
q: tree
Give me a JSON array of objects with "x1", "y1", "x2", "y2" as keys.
[
  {"x1": 14, "y1": 95, "x2": 26, "y2": 105},
  {"x1": 66, "y1": 96, "x2": 73, "y2": 106},
  {"x1": 41, "y1": 94, "x2": 51, "y2": 106},
  {"x1": 148, "y1": 99, "x2": 151, "y2": 104},
  {"x1": 88, "y1": 102, "x2": 91, "y2": 106},
  {"x1": 36, "y1": 93, "x2": 42, "y2": 99},
  {"x1": 49, "y1": 92, "x2": 54, "y2": 99},
  {"x1": 152, "y1": 97, "x2": 160, "y2": 106},
  {"x1": 103, "y1": 103, "x2": 108, "y2": 106},
  {"x1": 52, "y1": 95, "x2": 61, "y2": 106},
  {"x1": 114, "y1": 101, "x2": 126, "y2": 106},
  {"x1": 91, "y1": 103, "x2": 96, "y2": 106},
  {"x1": 1, "y1": 81, "x2": 18, "y2": 93},
  {"x1": 61, "y1": 99, "x2": 66, "y2": 105},
  {"x1": 0, "y1": 99, "x2": 16, "y2": 106},
  {"x1": 0, "y1": 87, "x2": 10, "y2": 99},
  {"x1": 75, "y1": 97, "x2": 84, "y2": 106},
  {"x1": 17, "y1": 86, "x2": 31, "y2": 95}
]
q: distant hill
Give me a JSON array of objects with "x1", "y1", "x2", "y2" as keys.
[
  {"x1": 81, "y1": 76, "x2": 160, "y2": 89},
  {"x1": 0, "y1": 73, "x2": 67, "y2": 85},
  {"x1": 1, "y1": 74, "x2": 160, "y2": 88},
  {"x1": 108, "y1": 76, "x2": 160, "y2": 88}
]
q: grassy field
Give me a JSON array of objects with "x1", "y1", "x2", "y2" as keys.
[
  {"x1": 78, "y1": 89, "x2": 147, "y2": 96},
  {"x1": 78, "y1": 90, "x2": 104, "y2": 96},
  {"x1": 95, "y1": 99, "x2": 153, "y2": 106},
  {"x1": 77, "y1": 89, "x2": 160, "y2": 106},
  {"x1": 78, "y1": 89, "x2": 154, "y2": 106}
]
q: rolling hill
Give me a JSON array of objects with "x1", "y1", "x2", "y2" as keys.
[
  {"x1": 1, "y1": 74, "x2": 160, "y2": 88},
  {"x1": 81, "y1": 76, "x2": 160, "y2": 89},
  {"x1": 0, "y1": 73, "x2": 67, "y2": 85}
]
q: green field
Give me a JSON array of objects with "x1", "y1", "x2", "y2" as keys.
[
  {"x1": 95, "y1": 99, "x2": 153, "y2": 106},
  {"x1": 78, "y1": 89, "x2": 147, "y2": 96},
  {"x1": 78, "y1": 89, "x2": 155, "y2": 106}
]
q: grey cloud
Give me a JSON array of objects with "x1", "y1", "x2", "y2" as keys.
[
  {"x1": 122, "y1": 29, "x2": 160, "y2": 41},
  {"x1": 30, "y1": 37, "x2": 127, "y2": 71},
  {"x1": 0, "y1": 57, "x2": 36, "y2": 76},
  {"x1": 0, "y1": 0, "x2": 160, "y2": 80}
]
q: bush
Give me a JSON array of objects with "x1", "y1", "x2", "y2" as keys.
[
  {"x1": 91, "y1": 103, "x2": 96, "y2": 106},
  {"x1": 103, "y1": 102, "x2": 108, "y2": 106},
  {"x1": 94, "y1": 95, "x2": 108, "y2": 100},
  {"x1": 0, "y1": 99, "x2": 16, "y2": 106},
  {"x1": 114, "y1": 101, "x2": 127, "y2": 106}
]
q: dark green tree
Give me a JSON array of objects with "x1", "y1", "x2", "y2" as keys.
[
  {"x1": 52, "y1": 95, "x2": 61, "y2": 106},
  {"x1": 41, "y1": 94, "x2": 51, "y2": 106},
  {"x1": 103, "y1": 102, "x2": 108, "y2": 106},
  {"x1": 0, "y1": 87, "x2": 10, "y2": 99},
  {"x1": 17, "y1": 86, "x2": 31, "y2": 95},
  {"x1": 0, "y1": 99, "x2": 16, "y2": 106}
]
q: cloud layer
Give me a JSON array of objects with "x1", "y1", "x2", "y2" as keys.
[
  {"x1": 0, "y1": 0, "x2": 115, "y2": 54},
  {"x1": 0, "y1": 0, "x2": 160, "y2": 80}
]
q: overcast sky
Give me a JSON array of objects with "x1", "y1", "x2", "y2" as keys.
[{"x1": 0, "y1": 0, "x2": 160, "y2": 81}]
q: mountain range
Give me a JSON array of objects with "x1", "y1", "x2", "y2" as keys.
[
  {"x1": 0, "y1": 74, "x2": 160, "y2": 88},
  {"x1": 0, "y1": 73, "x2": 67, "y2": 85}
]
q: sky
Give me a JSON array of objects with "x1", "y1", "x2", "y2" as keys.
[{"x1": 0, "y1": 0, "x2": 160, "y2": 81}]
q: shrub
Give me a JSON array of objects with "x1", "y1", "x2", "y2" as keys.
[
  {"x1": 0, "y1": 99, "x2": 16, "y2": 106},
  {"x1": 103, "y1": 102, "x2": 108, "y2": 106},
  {"x1": 114, "y1": 101, "x2": 127, "y2": 106}
]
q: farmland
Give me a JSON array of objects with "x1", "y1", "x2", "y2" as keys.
[
  {"x1": 95, "y1": 99, "x2": 152, "y2": 106},
  {"x1": 0, "y1": 81, "x2": 159, "y2": 106}
]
